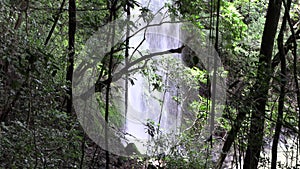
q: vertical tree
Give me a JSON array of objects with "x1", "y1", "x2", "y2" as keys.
[
  {"x1": 66, "y1": 0, "x2": 76, "y2": 114},
  {"x1": 105, "y1": 1, "x2": 117, "y2": 168},
  {"x1": 124, "y1": 0, "x2": 131, "y2": 131},
  {"x1": 270, "y1": 0, "x2": 291, "y2": 168},
  {"x1": 243, "y1": 0, "x2": 282, "y2": 168}
]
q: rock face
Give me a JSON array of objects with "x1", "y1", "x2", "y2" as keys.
[
  {"x1": 181, "y1": 46, "x2": 204, "y2": 70},
  {"x1": 125, "y1": 143, "x2": 141, "y2": 156},
  {"x1": 181, "y1": 46, "x2": 210, "y2": 98}
]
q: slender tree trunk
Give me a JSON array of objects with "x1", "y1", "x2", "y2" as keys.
[
  {"x1": 243, "y1": 0, "x2": 282, "y2": 168},
  {"x1": 216, "y1": 29, "x2": 300, "y2": 169},
  {"x1": 80, "y1": 134, "x2": 86, "y2": 169},
  {"x1": 210, "y1": 0, "x2": 221, "y2": 147},
  {"x1": 283, "y1": 0, "x2": 300, "y2": 162},
  {"x1": 271, "y1": 0, "x2": 289, "y2": 167},
  {"x1": 124, "y1": 0, "x2": 131, "y2": 133},
  {"x1": 105, "y1": 1, "x2": 117, "y2": 168},
  {"x1": 66, "y1": 0, "x2": 76, "y2": 114},
  {"x1": 215, "y1": 106, "x2": 248, "y2": 169}
]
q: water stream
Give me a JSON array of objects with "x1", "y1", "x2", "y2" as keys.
[{"x1": 116, "y1": 0, "x2": 202, "y2": 155}]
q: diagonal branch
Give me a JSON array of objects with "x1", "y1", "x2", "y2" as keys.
[
  {"x1": 271, "y1": 29, "x2": 300, "y2": 70},
  {"x1": 44, "y1": 0, "x2": 66, "y2": 46},
  {"x1": 111, "y1": 45, "x2": 184, "y2": 82},
  {"x1": 74, "y1": 46, "x2": 185, "y2": 101}
]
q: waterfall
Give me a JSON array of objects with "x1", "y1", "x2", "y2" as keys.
[
  {"x1": 121, "y1": 0, "x2": 189, "y2": 155},
  {"x1": 73, "y1": 0, "x2": 226, "y2": 158}
]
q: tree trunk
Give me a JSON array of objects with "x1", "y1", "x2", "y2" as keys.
[
  {"x1": 271, "y1": 1, "x2": 291, "y2": 168},
  {"x1": 243, "y1": 0, "x2": 282, "y2": 168},
  {"x1": 215, "y1": 28, "x2": 300, "y2": 169},
  {"x1": 105, "y1": 1, "x2": 117, "y2": 168},
  {"x1": 66, "y1": 0, "x2": 76, "y2": 114},
  {"x1": 124, "y1": 0, "x2": 131, "y2": 132}
]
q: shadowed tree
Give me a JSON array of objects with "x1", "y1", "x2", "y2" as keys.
[
  {"x1": 244, "y1": 0, "x2": 282, "y2": 168},
  {"x1": 66, "y1": 0, "x2": 76, "y2": 114}
]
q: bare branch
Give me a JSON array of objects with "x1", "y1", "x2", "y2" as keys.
[{"x1": 44, "y1": 0, "x2": 66, "y2": 46}]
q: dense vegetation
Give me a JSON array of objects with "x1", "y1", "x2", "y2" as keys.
[{"x1": 0, "y1": 0, "x2": 299, "y2": 168}]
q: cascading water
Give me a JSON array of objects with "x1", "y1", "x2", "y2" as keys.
[
  {"x1": 122, "y1": 0, "x2": 190, "y2": 155},
  {"x1": 73, "y1": 1, "x2": 298, "y2": 167},
  {"x1": 74, "y1": 0, "x2": 226, "y2": 160}
]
